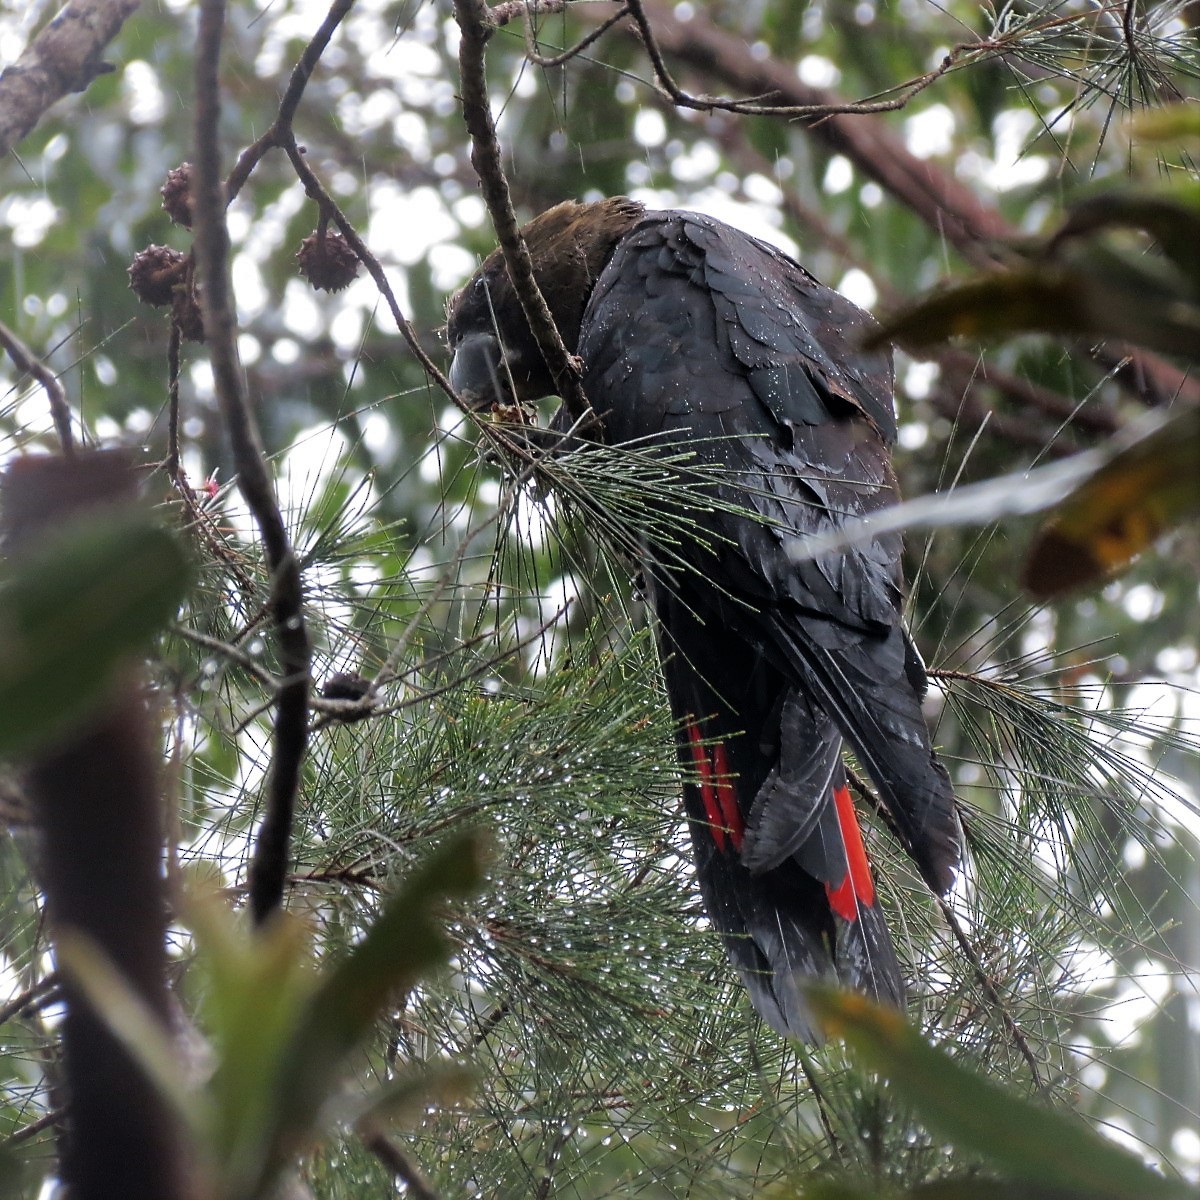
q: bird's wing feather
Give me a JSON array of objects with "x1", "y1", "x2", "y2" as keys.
[{"x1": 579, "y1": 211, "x2": 960, "y2": 894}]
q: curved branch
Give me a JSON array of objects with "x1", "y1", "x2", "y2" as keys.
[
  {"x1": 0, "y1": 0, "x2": 140, "y2": 158},
  {"x1": 0, "y1": 319, "x2": 74, "y2": 454},
  {"x1": 224, "y1": 0, "x2": 355, "y2": 202}
]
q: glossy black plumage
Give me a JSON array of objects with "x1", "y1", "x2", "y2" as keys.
[{"x1": 447, "y1": 200, "x2": 961, "y2": 1037}]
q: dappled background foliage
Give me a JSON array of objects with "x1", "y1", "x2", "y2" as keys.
[{"x1": 1, "y1": 0, "x2": 1197, "y2": 1195}]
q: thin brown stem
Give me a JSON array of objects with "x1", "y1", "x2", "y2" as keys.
[
  {"x1": 224, "y1": 0, "x2": 355, "y2": 201},
  {"x1": 0, "y1": 974, "x2": 59, "y2": 1027},
  {"x1": 193, "y1": 0, "x2": 312, "y2": 925},
  {"x1": 0, "y1": 319, "x2": 74, "y2": 455},
  {"x1": 522, "y1": 3, "x2": 630, "y2": 68},
  {"x1": 360, "y1": 1129, "x2": 442, "y2": 1200},
  {"x1": 936, "y1": 893, "x2": 1052, "y2": 1103},
  {"x1": 453, "y1": 0, "x2": 595, "y2": 426},
  {"x1": 279, "y1": 139, "x2": 463, "y2": 408}
]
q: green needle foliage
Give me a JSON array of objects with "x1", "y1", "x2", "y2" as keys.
[{"x1": 0, "y1": 1, "x2": 1198, "y2": 1196}]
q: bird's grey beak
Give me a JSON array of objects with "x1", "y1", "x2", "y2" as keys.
[{"x1": 449, "y1": 332, "x2": 511, "y2": 409}]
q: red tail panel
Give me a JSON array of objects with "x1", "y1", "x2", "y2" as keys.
[
  {"x1": 710, "y1": 743, "x2": 744, "y2": 851},
  {"x1": 687, "y1": 725, "x2": 727, "y2": 851},
  {"x1": 686, "y1": 725, "x2": 744, "y2": 852},
  {"x1": 825, "y1": 784, "x2": 876, "y2": 921}
]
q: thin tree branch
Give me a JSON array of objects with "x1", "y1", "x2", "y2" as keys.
[
  {"x1": 359, "y1": 1129, "x2": 442, "y2": 1200},
  {"x1": 617, "y1": 0, "x2": 1011, "y2": 263},
  {"x1": 2, "y1": 1107, "x2": 66, "y2": 1148},
  {"x1": 844, "y1": 765, "x2": 1050, "y2": 1098},
  {"x1": 453, "y1": 0, "x2": 596, "y2": 428},
  {"x1": 0, "y1": 319, "x2": 74, "y2": 455},
  {"x1": 224, "y1": 0, "x2": 355, "y2": 202},
  {"x1": 611, "y1": 0, "x2": 1198, "y2": 408},
  {"x1": 521, "y1": 3, "x2": 630, "y2": 68},
  {"x1": 279, "y1": 138, "x2": 464, "y2": 411},
  {"x1": 627, "y1": 0, "x2": 957, "y2": 119},
  {"x1": 935, "y1": 893, "x2": 1052, "y2": 1103},
  {"x1": 192, "y1": 0, "x2": 312, "y2": 925},
  {"x1": 0, "y1": 974, "x2": 59, "y2": 1027},
  {"x1": 490, "y1": 0, "x2": 576, "y2": 22},
  {"x1": 0, "y1": 0, "x2": 140, "y2": 158}
]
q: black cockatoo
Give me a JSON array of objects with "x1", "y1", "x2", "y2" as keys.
[{"x1": 446, "y1": 197, "x2": 961, "y2": 1038}]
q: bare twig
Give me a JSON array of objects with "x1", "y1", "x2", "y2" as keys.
[
  {"x1": 224, "y1": 0, "x2": 355, "y2": 202},
  {"x1": 490, "y1": 0, "x2": 574, "y2": 22},
  {"x1": 172, "y1": 624, "x2": 288, "y2": 692},
  {"x1": 193, "y1": 0, "x2": 312, "y2": 925},
  {"x1": 0, "y1": 974, "x2": 59, "y2": 1027},
  {"x1": 360, "y1": 1129, "x2": 442, "y2": 1200},
  {"x1": 628, "y1": 0, "x2": 953, "y2": 119},
  {"x1": 522, "y1": 3, "x2": 630, "y2": 68},
  {"x1": 0, "y1": 0, "x2": 140, "y2": 157},
  {"x1": 936, "y1": 893, "x2": 1052, "y2": 1103},
  {"x1": 453, "y1": 0, "x2": 596, "y2": 427},
  {"x1": 2, "y1": 1107, "x2": 66, "y2": 1148},
  {"x1": 617, "y1": 0, "x2": 1010, "y2": 263},
  {"x1": 279, "y1": 139, "x2": 463, "y2": 409},
  {"x1": 0, "y1": 319, "x2": 74, "y2": 455},
  {"x1": 844, "y1": 766, "x2": 1050, "y2": 1098}
]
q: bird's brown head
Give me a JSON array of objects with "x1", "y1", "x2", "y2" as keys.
[{"x1": 446, "y1": 197, "x2": 643, "y2": 408}]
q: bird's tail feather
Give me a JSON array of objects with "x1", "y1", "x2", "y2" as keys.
[
  {"x1": 768, "y1": 617, "x2": 961, "y2": 895},
  {"x1": 663, "y1": 626, "x2": 905, "y2": 1038}
]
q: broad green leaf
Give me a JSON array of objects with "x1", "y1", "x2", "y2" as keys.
[
  {"x1": 188, "y1": 834, "x2": 482, "y2": 1200},
  {"x1": 1054, "y1": 192, "x2": 1200, "y2": 284},
  {"x1": 1023, "y1": 406, "x2": 1200, "y2": 598},
  {"x1": 0, "y1": 509, "x2": 191, "y2": 757},
  {"x1": 807, "y1": 989, "x2": 1196, "y2": 1200}
]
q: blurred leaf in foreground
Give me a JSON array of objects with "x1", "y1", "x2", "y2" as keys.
[
  {"x1": 806, "y1": 987, "x2": 1198, "y2": 1200},
  {"x1": 1022, "y1": 405, "x2": 1200, "y2": 598},
  {"x1": 0, "y1": 506, "x2": 192, "y2": 757},
  {"x1": 61, "y1": 834, "x2": 483, "y2": 1200}
]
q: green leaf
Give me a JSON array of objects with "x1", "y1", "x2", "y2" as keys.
[
  {"x1": 870, "y1": 186, "x2": 1200, "y2": 360},
  {"x1": 0, "y1": 509, "x2": 191, "y2": 757},
  {"x1": 186, "y1": 895, "x2": 321, "y2": 1196},
  {"x1": 1130, "y1": 103, "x2": 1200, "y2": 143},
  {"x1": 807, "y1": 989, "x2": 1196, "y2": 1200},
  {"x1": 188, "y1": 834, "x2": 483, "y2": 1200},
  {"x1": 1054, "y1": 191, "x2": 1200, "y2": 285}
]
